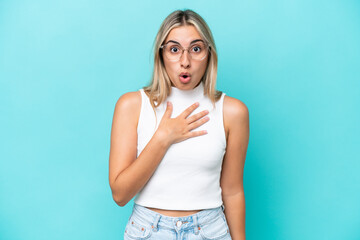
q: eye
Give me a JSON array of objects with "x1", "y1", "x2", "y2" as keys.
[
  {"x1": 192, "y1": 45, "x2": 202, "y2": 53},
  {"x1": 170, "y1": 46, "x2": 180, "y2": 53},
  {"x1": 195, "y1": 47, "x2": 201, "y2": 52}
]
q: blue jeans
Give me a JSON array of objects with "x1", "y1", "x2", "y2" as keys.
[{"x1": 124, "y1": 203, "x2": 232, "y2": 240}]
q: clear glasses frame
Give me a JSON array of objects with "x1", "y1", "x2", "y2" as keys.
[{"x1": 160, "y1": 42, "x2": 210, "y2": 62}]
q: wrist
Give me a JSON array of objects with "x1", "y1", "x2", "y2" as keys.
[{"x1": 153, "y1": 130, "x2": 172, "y2": 149}]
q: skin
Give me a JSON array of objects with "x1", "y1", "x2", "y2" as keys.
[
  {"x1": 109, "y1": 25, "x2": 249, "y2": 239},
  {"x1": 162, "y1": 25, "x2": 208, "y2": 90}
]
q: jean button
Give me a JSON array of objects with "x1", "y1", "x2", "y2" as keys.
[{"x1": 176, "y1": 220, "x2": 182, "y2": 227}]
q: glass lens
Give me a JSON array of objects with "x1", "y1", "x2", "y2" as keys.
[{"x1": 163, "y1": 42, "x2": 208, "y2": 61}]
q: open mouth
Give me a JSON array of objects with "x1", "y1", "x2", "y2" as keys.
[
  {"x1": 179, "y1": 73, "x2": 191, "y2": 83},
  {"x1": 180, "y1": 73, "x2": 190, "y2": 78}
]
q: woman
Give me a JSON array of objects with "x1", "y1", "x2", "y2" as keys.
[{"x1": 109, "y1": 9, "x2": 249, "y2": 240}]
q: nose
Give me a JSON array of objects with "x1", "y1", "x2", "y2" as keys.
[{"x1": 180, "y1": 50, "x2": 191, "y2": 68}]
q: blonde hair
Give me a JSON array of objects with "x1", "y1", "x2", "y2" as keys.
[{"x1": 144, "y1": 9, "x2": 222, "y2": 113}]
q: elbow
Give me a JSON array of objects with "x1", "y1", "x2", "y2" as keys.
[
  {"x1": 112, "y1": 192, "x2": 130, "y2": 207},
  {"x1": 109, "y1": 178, "x2": 132, "y2": 207},
  {"x1": 109, "y1": 180, "x2": 126, "y2": 207}
]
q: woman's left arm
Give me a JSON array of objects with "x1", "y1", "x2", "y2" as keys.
[{"x1": 221, "y1": 96, "x2": 250, "y2": 240}]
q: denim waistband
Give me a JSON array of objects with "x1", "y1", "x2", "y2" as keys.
[{"x1": 131, "y1": 203, "x2": 225, "y2": 234}]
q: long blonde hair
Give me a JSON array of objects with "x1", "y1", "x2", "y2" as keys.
[{"x1": 144, "y1": 9, "x2": 222, "y2": 112}]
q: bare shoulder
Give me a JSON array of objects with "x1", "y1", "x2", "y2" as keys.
[
  {"x1": 223, "y1": 95, "x2": 249, "y2": 137},
  {"x1": 115, "y1": 91, "x2": 141, "y2": 110},
  {"x1": 223, "y1": 95, "x2": 249, "y2": 123},
  {"x1": 113, "y1": 90, "x2": 142, "y2": 125}
]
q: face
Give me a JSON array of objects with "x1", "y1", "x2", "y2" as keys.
[{"x1": 162, "y1": 25, "x2": 209, "y2": 90}]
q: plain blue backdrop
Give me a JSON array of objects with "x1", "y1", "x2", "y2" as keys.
[{"x1": 1, "y1": 0, "x2": 359, "y2": 239}]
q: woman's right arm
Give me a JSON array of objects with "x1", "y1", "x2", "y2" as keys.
[{"x1": 108, "y1": 91, "x2": 209, "y2": 206}]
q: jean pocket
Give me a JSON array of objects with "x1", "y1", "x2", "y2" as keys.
[
  {"x1": 199, "y1": 214, "x2": 230, "y2": 240},
  {"x1": 124, "y1": 217, "x2": 152, "y2": 240}
]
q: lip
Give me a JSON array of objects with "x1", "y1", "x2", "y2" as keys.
[
  {"x1": 179, "y1": 75, "x2": 191, "y2": 84},
  {"x1": 179, "y1": 72, "x2": 191, "y2": 77}
]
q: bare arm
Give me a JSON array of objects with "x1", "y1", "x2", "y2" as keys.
[
  {"x1": 109, "y1": 91, "x2": 209, "y2": 206},
  {"x1": 221, "y1": 96, "x2": 249, "y2": 240}
]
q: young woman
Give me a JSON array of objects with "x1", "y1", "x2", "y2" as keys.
[{"x1": 109, "y1": 9, "x2": 249, "y2": 240}]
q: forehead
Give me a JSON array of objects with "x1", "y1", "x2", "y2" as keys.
[{"x1": 164, "y1": 25, "x2": 202, "y2": 45}]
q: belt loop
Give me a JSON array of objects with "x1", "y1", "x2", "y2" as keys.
[
  {"x1": 151, "y1": 214, "x2": 161, "y2": 232},
  {"x1": 221, "y1": 204, "x2": 225, "y2": 212},
  {"x1": 193, "y1": 214, "x2": 199, "y2": 235}
]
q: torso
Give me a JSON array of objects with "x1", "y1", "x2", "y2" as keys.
[
  {"x1": 145, "y1": 207, "x2": 203, "y2": 217},
  {"x1": 135, "y1": 91, "x2": 231, "y2": 217}
]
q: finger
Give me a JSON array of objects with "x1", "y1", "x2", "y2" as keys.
[
  {"x1": 180, "y1": 102, "x2": 199, "y2": 119},
  {"x1": 186, "y1": 110, "x2": 209, "y2": 124},
  {"x1": 163, "y1": 101, "x2": 173, "y2": 118},
  {"x1": 185, "y1": 130, "x2": 208, "y2": 139},
  {"x1": 187, "y1": 116, "x2": 210, "y2": 131}
]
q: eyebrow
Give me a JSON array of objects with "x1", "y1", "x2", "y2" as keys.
[{"x1": 165, "y1": 39, "x2": 204, "y2": 45}]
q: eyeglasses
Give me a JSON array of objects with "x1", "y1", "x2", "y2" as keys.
[{"x1": 160, "y1": 41, "x2": 209, "y2": 62}]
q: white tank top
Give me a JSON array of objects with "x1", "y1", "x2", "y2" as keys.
[{"x1": 134, "y1": 81, "x2": 227, "y2": 210}]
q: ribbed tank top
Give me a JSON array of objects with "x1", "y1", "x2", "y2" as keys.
[{"x1": 134, "y1": 81, "x2": 227, "y2": 210}]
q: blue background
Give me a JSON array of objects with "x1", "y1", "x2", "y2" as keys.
[{"x1": 1, "y1": 0, "x2": 359, "y2": 239}]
